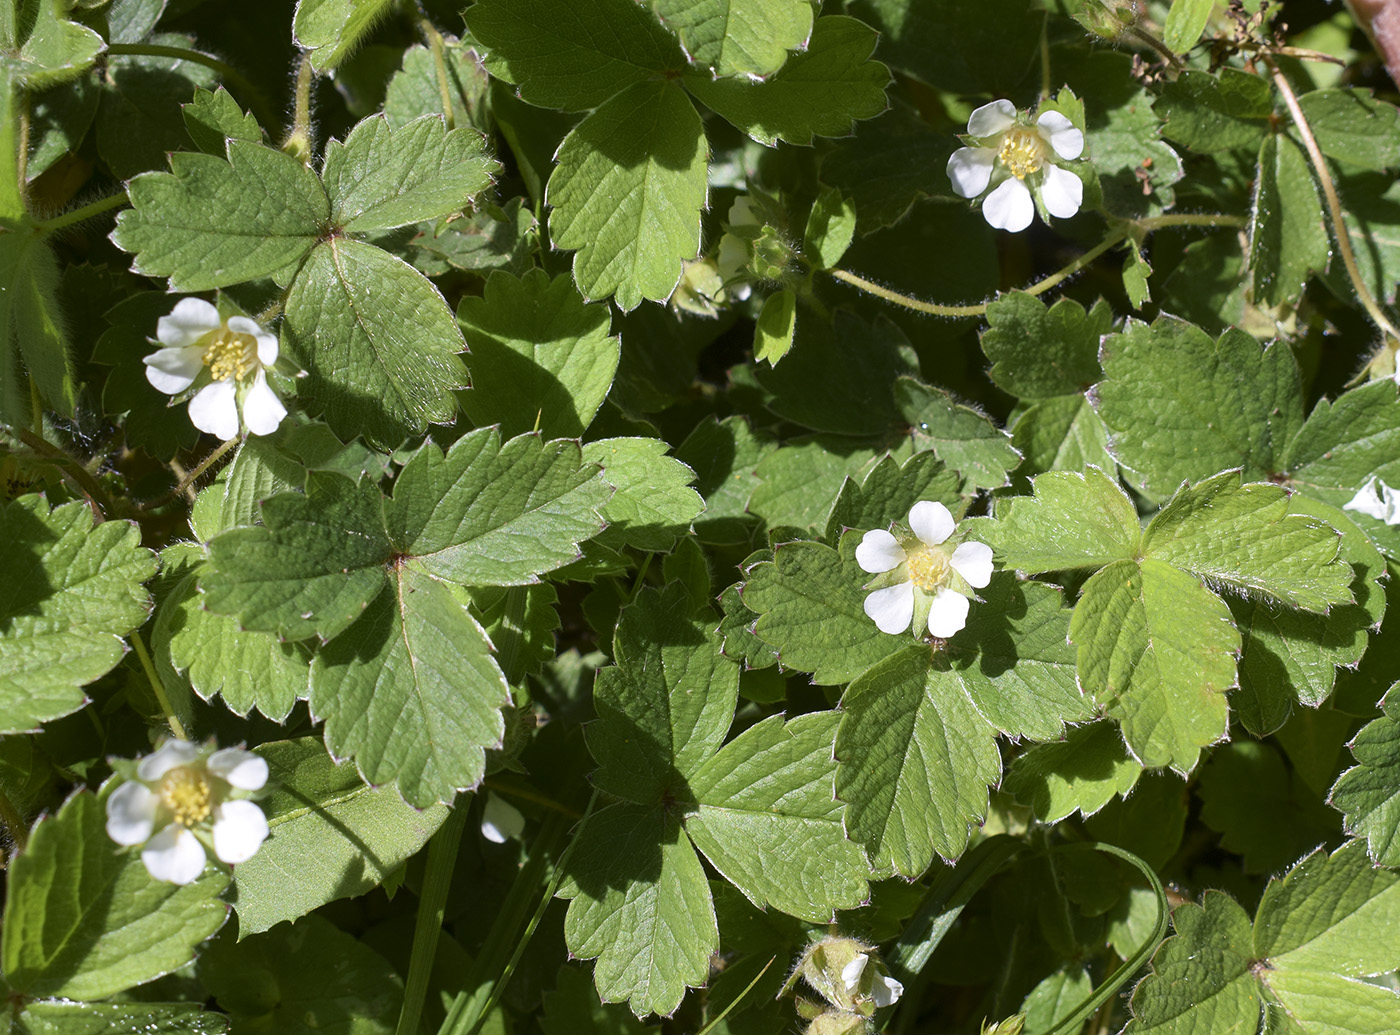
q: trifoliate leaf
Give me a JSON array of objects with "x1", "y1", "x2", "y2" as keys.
[
  {"x1": 823, "y1": 450, "x2": 962, "y2": 545},
  {"x1": 753, "y1": 288, "x2": 797, "y2": 366},
  {"x1": 719, "y1": 581, "x2": 779, "y2": 670},
  {"x1": 383, "y1": 40, "x2": 491, "y2": 132},
  {"x1": 232, "y1": 738, "x2": 448, "y2": 937},
  {"x1": 584, "y1": 438, "x2": 703, "y2": 552},
  {"x1": 652, "y1": 0, "x2": 810, "y2": 78},
  {"x1": 0, "y1": 497, "x2": 155, "y2": 734},
  {"x1": 685, "y1": 16, "x2": 889, "y2": 146},
  {"x1": 548, "y1": 80, "x2": 707, "y2": 311},
  {"x1": 457, "y1": 269, "x2": 619, "y2": 439},
  {"x1": 0, "y1": 232, "x2": 74, "y2": 421},
  {"x1": 1071, "y1": 558, "x2": 1238, "y2": 773},
  {"x1": 675, "y1": 415, "x2": 773, "y2": 547},
  {"x1": 113, "y1": 142, "x2": 329, "y2": 291},
  {"x1": 836, "y1": 644, "x2": 1001, "y2": 877},
  {"x1": 1003, "y1": 722, "x2": 1143, "y2": 823},
  {"x1": 1250, "y1": 132, "x2": 1329, "y2": 307},
  {"x1": 321, "y1": 115, "x2": 497, "y2": 233},
  {"x1": 1094, "y1": 317, "x2": 1304, "y2": 499},
  {"x1": 2, "y1": 790, "x2": 228, "y2": 1000},
  {"x1": 1299, "y1": 89, "x2": 1400, "y2": 172},
  {"x1": 977, "y1": 467, "x2": 1140, "y2": 574},
  {"x1": 1140, "y1": 471, "x2": 1351, "y2": 613},
  {"x1": 896, "y1": 378, "x2": 1021, "y2": 492},
  {"x1": 1330, "y1": 697, "x2": 1400, "y2": 867},
  {"x1": 981, "y1": 294, "x2": 1110, "y2": 402},
  {"x1": 1154, "y1": 68, "x2": 1272, "y2": 154},
  {"x1": 1011, "y1": 395, "x2": 1117, "y2": 479},
  {"x1": 748, "y1": 435, "x2": 883, "y2": 532},
  {"x1": 467, "y1": 0, "x2": 686, "y2": 112},
  {"x1": 292, "y1": 0, "x2": 396, "y2": 72}
]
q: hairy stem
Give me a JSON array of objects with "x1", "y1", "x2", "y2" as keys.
[
  {"x1": 421, "y1": 18, "x2": 456, "y2": 130},
  {"x1": 129, "y1": 631, "x2": 188, "y2": 740},
  {"x1": 9, "y1": 424, "x2": 113, "y2": 517},
  {"x1": 35, "y1": 191, "x2": 130, "y2": 233},
  {"x1": 284, "y1": 51, "x2": 316, "y2": 165},
  {"x1": 140, "y1": 436, "x2": 239, "y2": 511}
]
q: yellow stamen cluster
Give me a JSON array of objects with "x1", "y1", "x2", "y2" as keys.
[
  {"x1": 202, "y1": 331, "x2": 258, "y2": 383},
  {"x1": 997, "y1": 127, "x2": 1047, "y2": 179},
  {"x1": 159, "y1": 766, "x2": 213, "y2": 827},
  {"x1": 905, "y1": 546, "x2": 950, "y2": 591}
]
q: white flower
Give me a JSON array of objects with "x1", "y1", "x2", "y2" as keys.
[
  {"x1": 1344, "y1": 476, "x2": 1400, "y2": 525},
  {"x1": 856, "y1": 500, "x2": 994, "y2": 639},
  {"x1": 106, "y1": 740, "x2": 270, "y2": 885},
  {"x1": 947, "y1": 99, "x2": 1085, "y2": 233},
  {"x1": 841, "y1": 952, "x2": 905, "y2": 1008},
  {"x1": 715, "y1": 195, "x2": 758, "y2": 302},
  {"x1": 481, "y1": 792, "x2": 526, "y2": 843},
  {"x1": 144, "y1": 297, "x2": 287, "y2": 440}
]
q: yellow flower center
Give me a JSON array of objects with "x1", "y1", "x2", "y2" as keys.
[
  {"x1": 202, "y1": 330, "x2": 258, "y2": 383},
  {"x1": 159, "y1": 766, "x2": 213, "y2": 826},
  {"x1": 906, "y1": 546, "x2": 950, "y2": 591},
  {"x1": 997, "y1": 127, "x2": 1047, "y2": 179}
]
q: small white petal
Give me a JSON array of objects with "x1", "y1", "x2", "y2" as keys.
[
  {"x1": 983, "y1": 177, "x2": 1035, "y2": 233},
  {"x1": 856, "y1": 529, "x2": 906, "y2": 573},
  {"x1": 926, "y1": 587, "x2": 971, "y2": 638},
  {"x1": 1040, "y1": 164, "x2": 1084, "y2": 219},
  {"x1": 873, "y1": 974, "x2": 904, "y2": 1007},
  {"x1": 106, "y1": 782, "x2": 158, "y2": 846},
  {"x1": 864, "y1": 581, "x2": 915, "y2": 635},
  {"x1": 143, "y1": 346, "x2": 204, "y2": 395},
  {"x1": 728, "y1": 196, "x2": 759, "y2": 226},
  {"x1": 946, "y1": 147, "x2": 996, "y2": 199},
  {"x1": 950, "y1": 541, "x2": 994, "y2": 589},
  {"x1": 188, "y1": 380, "x2": 240, "y2": 439},
  {"x1": 207, "y1": 747, "x2": 268, "y2": 790},
  {"x1": 241, "y1": 371, "x2": 288, "y2": 437},
  {"x1": 716, "y1": 233, "x2": 749, "y2": 282},
  {"x1": 1037, "y1": 110, "x2": 1084, "y2": 160},
  {"x1": 1382, "y1": 482, "x2": 1400, "y2": 525},
  {"x1": 138, "y1": 739, "x2": 199, "y2": 780},
  {"x1": 908, "y1": 501, "x2": 955, "y2": 546},
  {"x1": 255, "y1": 330, "x2": 279, "y2": 366},
  {"x1": 1344, "y1": 478, "x2": 1388, "y2": 521},
  {"x1": 481, "y1": 793, "x2": 526, "y2": 844},
  {"x1": 212, "y1": 800, "x2": 269, "y2": 864},
  {"x1": 967, "y1": 98, "x2": 1017, "y2": 138},
  {"x1": 142, "y1": 825, "x2": 207, "y2": 884},
  {"x1": 156, "y1": 298, "x2": 221, "y2": 348},
  {"x1": 842, "y1": 953, "x2": 869, "y2": 992}
]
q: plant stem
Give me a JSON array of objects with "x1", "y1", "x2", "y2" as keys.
[
  {"x1": 16, "y1": 87, "x2": 29, "y2": 189},
  {"x1": 284, "y1": 51, "x2": 316, "y2": 165},
  {"x1": 1266, "y1": 55, "x2": 1400, "y2": 342},
  {"x1": 35, "y1": 191, "x2": 130, "y2": 233},
  {"x1": 9, "y1": 424, "x2": 113, "y2": 517},
  {"x1": 1038, "y1": 14, "x2": 1052, "y2": 102},
  {"x1": 129, "y1": 631, "x2": 188, "y2": 740},
  {"x1": 106, "y1": 44, "x2": 279, "y2": 132},
  {"x1": 396, "y1": 796, "x2": 471, "y2": 1035},
  {"x1": 421, "y1": 19, "x2": 456, "y2": 130},
  {"x1": 140, "y1": 436, "x2": 239, "y2": 511}
]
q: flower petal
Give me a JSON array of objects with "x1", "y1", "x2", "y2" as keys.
[
  {"x1": 873, "y1": 973, "x2": 904, "y2": 1007},
  {"x1": 717, "y1": 233, "x2": 749, "y2": 283},
  {"x1": 212, "y1": 800, "x2": 269, "y2": 864},
  {"x1": 1040, "y1": 164, "x2": 1084, "y2": 219},
  {"x1": 255, "y1": 329, "x2": 279, "y2": 366},
  {"x1": 241, "y1": 371, "x2": 288, "y2": 437},
  {"x1": 982, "y1": 177, "x2": 1035, "y2": 233},
  {"x1": 106, "y1": 782, "x2": 158, "y2": 846},
  {"x1": 926, "y1": 587, "x2": 970, "y2": 638},
  {"x1": 1382, "y1": 482, "x2": 1400, "y2": 525},
  {"x1": 138, "y1": 739, "x2": 200, "y2": 780},
  {"x1": 946, "y1": 147, "x2": 995, "y2": 199},
  {"x1": 188, "y1": 380, "x2": 240, "y2": 440},
  {"x1": 1037, "y1": 110, "x2": 1084, "y2": 160},
  {"x1": 481, "y1": 793, "x2": 526, "y2": 844},
  {"x1": 950, "y1": 540, "x2": 994, "y2": 589},
  {"x1": 908, "y1": 500, "x2": 955, "y2": 546},
  {"x1": 142, "y1": 825, "x2": 207, "y2": 884},
  {"x1": 143, "y1": 346, "x2": 204, "y2": 395},
  {"x1": 208, "y1": 747, "x2": 269, "y2": 790},
  {"x1": 728, "y1": 196, "x2": 759, "y2": 226},
  {"x1": 864, "y1": 581, "x2": 915, "y2": 635},
  {"x1": 842, "y1": 953, "x2": 869, "y2": 991},
  {"x1": 856, "y1": 529, "x2": 906, "y2": 573},
  {"x1": 156, "y1": 298, "x2": 221, "y2": 348},
  {"x1": 967, "y1": 98, "x2": 1017, "y2": 138},
  {"x1": 1344, "y1": 478, "x2": 1388, "y2": 521}
]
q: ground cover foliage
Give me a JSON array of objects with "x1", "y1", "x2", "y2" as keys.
[{"x1": 5, "y1": 0, "x2": 1400, "y2": 1032}]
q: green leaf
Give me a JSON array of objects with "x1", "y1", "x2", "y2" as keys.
[
  {"x1": 1154, "y1": 68, "x2": 1272, "y2": 154},
  {"x1": 468, "y1": 583, "x2": 561, "y2": 685},
  {"x1": 836, "y1": 645, "x2": 1001, "y2": 877},
  {"x1": 0, "y1": 497, "x2": 155, "y2": 734},
  {"x1": 1011, "y1": 395, "x2": 1117, "y2": 479},
  {"x1": 1140, "y1": 471, "x2": 1351, "y2": 613},
  {"x1": 719, "y1": 580, "x2": 779, "y2": 670},
  {"x1": 94, "y1": 38, "x2": 218, "y2": 181},
  {"x1": 752, "y1": 288, "x2": 797, "y2": 366},
  {"x1": 817, "y1": 100, "x2": 953, "y2": 231},
  {"x1": 231, "y1": 738, "x2": 448, "y2": 936},
  {"x1": 182, "y1": 86, "x2": 262, "y2": 155},
  {"x1": 457, "y1": 269, "x2": 618, "y2": 438},
  {"x1": 584, "y1": 437, "x2": 703, "y2": 552},
  {"x1": 0, "y1": 232, "x2": 74, "y2": 421},
  {"x1": 4, "y1": 0, "x2": 104, "y2": 89},
  {"x1": 977, "y1": 467, "x2": 1140, "y2": 574},
  {"x1": 1299, "y1": 89, "x2": 1400, "y2": 172},
  {"x1": 1003, "y1": 721, "x2": 1143, "y2": 823},
  {"x1": 980, "y1": 294, "x2": 1109, "y2": 402},
  {"x1": 27, "y1": 76, "x2": 100, "y2": 183},
  {"x1": 282, "y1": 237, "x2": 467, "y2": 446},
  {"x1": 112, "y1": 142, "x2": 329, "y2": 291},
  {"x1": 322, "y1": 115, "x2": 497, "y2": 233},
  {"x1": 1251, "y1": 132, "x2": 1330, "y2": 306},
  {"x1": 292, "y1": 0, "x2": 396, "y2": 72},
  {"x1": 383, "y1": 39, "x2": 491, "y2": 132},
  {"x1": 467, "y1": 0, "x2": 685, "y2": 112},
  {"x1": 685, "y1": 16, "x2": 888, "y2": 146},
  {"x1": 1162, "y1": 0, "x2": 1212, "y2": 53},
  {"x1": 747, "y1": 435, "x2": 882, "y2": 531},
  {"x1": 200, "y1": 914, "x2": 401, "y2": 1030},
  {"x1": 675, "y1": 415, "x2": 773, "y2": 546},
  {"x1": 540, "y1": 964, "x2": 655, "y2": 1035},
  {"x1": 2, "y1": 791, "x2": 228, "y2": 1000},
  {"x1": 1330, "y1": 697, "x2": 1400, "y2": 867},
  {"x1": 896, "y1": 378, "x2": 1022, "y2": 492},
  {"x1": 12, "y1": 1000, "x2": 229, "y2": 1034},
  {"x1": 1094, "y1": 316, "x2": 1304, "y2": 498},
  {"x1": 548, "y1": 80, "x2": 707, "y2": 311},
  {"x1": 651, "y1": 0, "x2": 810, "y2": 78},
  {"x1": 823, "y1": 449, "x2": 962, "y2": 546},
  {"x1": 803, "y1": 186, "x2": 856, "y2": 270},
  {"x1": 1071, "y1": 558, "x2": 1238, "y2": 772}
]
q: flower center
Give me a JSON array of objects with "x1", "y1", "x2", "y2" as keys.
[
  {"x1": 905, "y1": 546, "x2": 950, "y2": 591},
  {"x1": 202, "y1": 331, "x2": 258, "y2": 383},
  {"x1": 997, "y1": 127, "x2": 1046, "y2": 179},
  {"x1": 159, "y1": 766, "x2": 213, "y2": 826}
]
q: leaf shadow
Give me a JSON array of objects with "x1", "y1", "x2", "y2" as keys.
[{"x1": 0, "y1": 499, "x2": 60, "y2": 634}]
